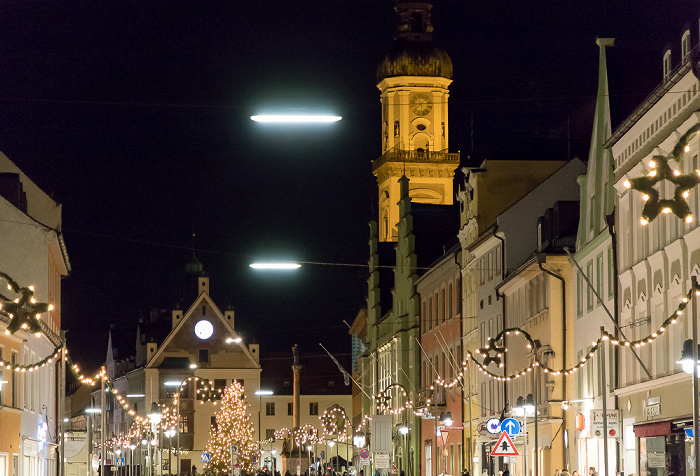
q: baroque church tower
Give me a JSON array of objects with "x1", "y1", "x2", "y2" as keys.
[{"x1": 373, "y1": 0, "x2": 460, "y2": 242}]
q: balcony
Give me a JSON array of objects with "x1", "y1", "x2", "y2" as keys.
[{"x1": 372, "y1": 150, "x2": 460, "y2": 172}]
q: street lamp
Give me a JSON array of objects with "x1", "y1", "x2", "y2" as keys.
[
  {"x1": 307, "y1": 445, "x2": 312, "y2": 474},
  {"x1": 148, "y1": 403, "x2": 162, "y2": 476},
  {"x1": 165, "y1": 429, "x2": 176, "y2": 476},
  {"x1": 678, "y1": 334, "x2": 700, "y2": 476},
  {"x1": 328, "y1": 440, "x2": 336, "y2": 475},
  {"x1": 514, "y1": 395, "x2": 535, "y2": 476},
  {"x1": 129, "y1": 444, "x2": 137, "y2": 476}
]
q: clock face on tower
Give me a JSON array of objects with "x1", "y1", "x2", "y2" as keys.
[
  {"x1": 410, "y1": 94, "x2": 432, "y2": 116},
  {"x1": 194, "y1": 320, "x2": 213, "y2": 340}
]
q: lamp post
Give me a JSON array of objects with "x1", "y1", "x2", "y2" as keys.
[
  {"x1": 398, "y1": 426, "x2": 409, "y2": 476},
  {"x1": 514, "y1": 395, "x2": 534, "y2": 476},
  {"x1": 148, "y1": 403, "x2": 163, "y2": 476},
  {"x1": 307, "y1": 445, "x2": 313, "y2": 474},
  {"x1": 129, "y1": 445, "x2": 137, "y2": 476},
  {"x1": 677, "y1": 276, "x2": 700, "y2": 476},
  {"x1": 165, "y1": 429, "x2": 176, "y2": 476},
  {"x1": 328, "y1": 440, "x2": 335, "y2": 475}
]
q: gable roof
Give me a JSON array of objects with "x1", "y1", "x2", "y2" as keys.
[{"x1": 146, "y1": 289, "x2": 260, "y2": 370}]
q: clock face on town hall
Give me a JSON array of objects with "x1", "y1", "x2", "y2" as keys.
[
  {"x1": 410, "y1": 94, "x2": 432, "y2": 116},
  {"x1": 194, "y1": 319, "x2": 214, "y2": 340}
]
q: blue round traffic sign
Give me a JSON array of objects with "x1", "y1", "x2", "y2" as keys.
[{"x1": 502, "y1": 418, "x2": 521, "y2": 437}]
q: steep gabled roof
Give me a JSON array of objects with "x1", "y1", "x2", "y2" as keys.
[{"x1": 146, "y1": 290, "x2": 260, "y2": 370}]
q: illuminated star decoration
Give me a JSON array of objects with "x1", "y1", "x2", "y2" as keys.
[
  {"x1": 624, "y1": 156, "x2": 700, "y2": 225},
  {"x1": 477, "y1": 337, "x2": 506, "y2": 368},
  {"x1": 0, "y1": 271, "x2": 52, "y2": 336}
]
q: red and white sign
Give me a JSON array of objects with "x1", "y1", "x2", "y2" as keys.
[
  {"x1": 490, "y1": 431, "x2": 519, "y2": 457},
  {"x1": 439, "y1": 430, "x2": 449, "y2": 446}
]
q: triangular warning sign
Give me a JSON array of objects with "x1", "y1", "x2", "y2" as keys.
[{"x1": 490, "y1": 431, "x2": 519, "y2": 456}]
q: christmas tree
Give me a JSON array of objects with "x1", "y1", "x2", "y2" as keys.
[{"x1": 204, "y1": 380, "x2": 260, "y2": 474}]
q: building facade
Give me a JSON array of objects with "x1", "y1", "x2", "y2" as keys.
[
  {"x1": 610, "y1": 22, "x2": 700, "y2": 476},
  {"x1": 0, "y1": 152, "x2": 70, "y2": 476}
]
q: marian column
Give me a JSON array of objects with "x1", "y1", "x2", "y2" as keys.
[{"x1": 292, "y1": 344, "x2": 301, "y2": 429}]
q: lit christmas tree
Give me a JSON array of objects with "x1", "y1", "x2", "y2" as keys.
[{"x1": 204, "y1": 380, "x2": 260, "y2": 474}]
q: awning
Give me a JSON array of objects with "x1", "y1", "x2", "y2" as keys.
[{"x1": 634, "y1": 421, "x2": 671, "y2": 438}]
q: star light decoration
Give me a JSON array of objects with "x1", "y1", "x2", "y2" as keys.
[
  {"x1": 0, "y1": 272, "x2": 53, "y2": 336},
  {"x1": 624, "y1": 156, "x2": 700, "y2": 225},
  {"x1": 477, "y1": 337, "x2": 506, "y2": 368}
]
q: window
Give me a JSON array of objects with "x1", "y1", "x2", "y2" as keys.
[
  {"x1": 608, "y1": 246, "x2": 614, "y2": 299},
  {"x1": 266, "y1": 402, "x2": 275, "y2": 416},
  {"x1": 434, "y1": 293, "x2": 439, "y2": 326},
  {"x1": 447, "y1": 283, "x2": 453, "y2": 319},
  {"x1": 682, "y1": 30, "x2": 691, "y2": 58},
  {"x1": 488, "y1": 252, "x2": 494, "y2": 280},
  {"x1": 440, "y1": 289, "x2": 446, "y2": 323},
  {"x1": 211, "y1": 416, "x2": 217, "y2": 430},
  {"x1": 179, "y1": 414, "x2": 191, "y2": 434},
  {"x1": 596, "y1": 253, "x2": 604, "y2": 305},
  {"x1": 663, "y1": 50, "x2": 672, "y2": 80},
  {"x1": 423, "y1": 301, "x2": 428, "y2": 333},
  {"x1": 198, "y1": 349, "x2": 209, "y2": 363},
  {"x1": 202, "y1": 306, "x2": 206, "y2": 316},
  {"x1": 266, "y1": 429, "x2": 276, "y2": 440},
  {"x1": 288, "y1": 403, "x2": 293, "y2": 416},
  {"x1": 309, "y1": 402, "x2": 318, "y2": 415},
  {"x1": 586, "y1": 261, "x2": 594, "y2": 311},
  {"x1": 428, "y1": 297, "x2": 433, "y2": 330}
]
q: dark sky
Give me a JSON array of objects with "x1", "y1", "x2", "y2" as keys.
[{"x1": 0, "y1": 0, "x2": 696, "y2": 371}]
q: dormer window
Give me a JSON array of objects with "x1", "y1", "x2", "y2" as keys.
[
  {"x1": 682, "y1": 30, "x2": 691, "y2": 59},
  {"x1": 663, "y1": 49, "x2": 672, "y2": 80}
]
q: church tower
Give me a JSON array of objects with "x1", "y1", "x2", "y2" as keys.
[{"x1": 373, "y1": 0, "x2": 460, "y2": 242}]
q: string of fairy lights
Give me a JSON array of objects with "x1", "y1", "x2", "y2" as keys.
[{"x1": 364, "y1": 288, "x2": 696, "y2": 415}]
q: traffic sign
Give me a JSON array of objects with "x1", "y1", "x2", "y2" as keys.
[
  {"x1": 359, "y1": 448, "x2": 370, "y2": 459},
  {"x1": 231, "y1": 445, "x2": 239, "y2": 454},
  {"x1": 201, "y1": 453, "x2": 211, "y2": 463},
  {"x1": 486, "y1": 418, "x2": 501, "y2": 434},
  {"x1": 490, "y1": 431, "x2": 519, "y2": 457},
  {"x1": 501, "y1": 418, "x2": 521, "y2": 437}
]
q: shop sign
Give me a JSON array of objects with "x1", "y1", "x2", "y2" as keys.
[
  {"x1": 591, "y1": 410, "x2": 621, "y2": 438},
  {"x1": 644, "y1": 396, "x2": 661, "y2": 418}
]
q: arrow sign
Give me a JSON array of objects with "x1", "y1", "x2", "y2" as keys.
[
  {"x1": 501, "y1": 418, "x2": 521, "y2": 437},
  {"x1": 490, "y1": 431, "x2": 519, "y2": 457}
]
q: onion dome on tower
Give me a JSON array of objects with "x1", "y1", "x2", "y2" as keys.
[{"x1": 376, "y1": 0, "x2": 453, "y2": 82}]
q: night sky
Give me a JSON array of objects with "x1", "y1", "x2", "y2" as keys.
[{"x1": 0, "y1": 0, "x2": 695, "y2": 372}]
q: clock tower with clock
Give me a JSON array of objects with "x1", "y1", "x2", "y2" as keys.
[{"x1": 373, "y1": 0, "x2": 460, "y2": 242}]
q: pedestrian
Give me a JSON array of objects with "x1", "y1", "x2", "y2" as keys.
[
  {"x1": 192, "y1": 466, "x2": 197, "y2": 476},
  {"x1": 589, "y1": 467, "x2": 598, "y2": 476},
  {"x1": 573, "y1": 471, "x2": 580, "y2": 476},
  {"x1": 554, "y1": 469, "x2": 560, "y2": 476},
  {"x1": 502, "y1": 469, "x2": 509, "y2": 476}
]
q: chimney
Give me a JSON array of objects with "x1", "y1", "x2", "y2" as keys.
[
  {"x1": 248, "y1": 342, "x2": 259, "y2": 363},
  {"x1": 172, "y1": 310, "x2": 183, "y2": 330},
  {"x1": 198, "y1": 276, "x2": 209, "y2": 296},
  {"x1": 225, "y1": 306, "x2": 235, "y2": 329},
  {"x1": 146, "y1": 342, "x2": 157, "y2": 363}
]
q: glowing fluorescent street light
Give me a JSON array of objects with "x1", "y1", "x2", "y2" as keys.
[
  {"x1": 126, "y1": 393, "x2": 145, "y2": 398},
  {"x1": 85, "y1": 408, "x2": 101, "y2": 414},
  {"x1": 164, "y1": 380, "x2": 183, "y2": 387},
  {"x1": 250, "y1": 114, "x2": 342, "y2": 123},
  {"x1": 255, "y1": 390, "x2": 274, "y2": 396},
  {"x1": 250, "y1": 262, "x2": 301, "y2": 270}
]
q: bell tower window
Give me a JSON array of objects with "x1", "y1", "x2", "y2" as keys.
[{"x1": 410, "y1": 13, "x2": 424, "y2": 33}]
